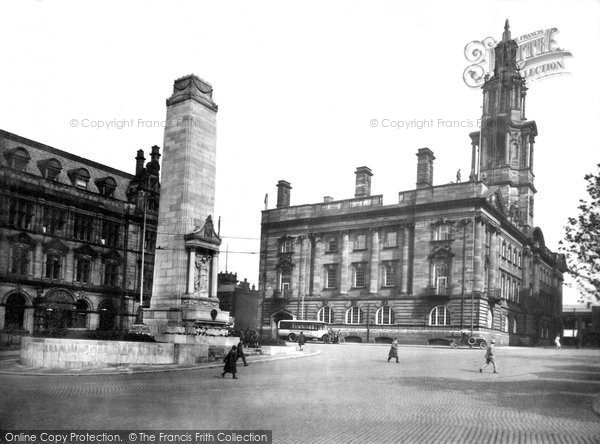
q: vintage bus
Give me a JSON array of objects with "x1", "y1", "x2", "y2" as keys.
[{"x1": 277, "y1": 320, "x2": 329, "y2": 343}]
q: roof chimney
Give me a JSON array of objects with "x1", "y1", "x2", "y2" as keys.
[
  {"x1": 276, "y1": 180, "x2": 292, "y2": 208},
  {"x1": 354, "y1": 166, "x2": 373, "y2": 198},
  {"x1": 416, "y1": 148, "x2": 435, "y2": 188},
  {"x1": 135, "y1": 149, "x2": 145, "y2": 176}
]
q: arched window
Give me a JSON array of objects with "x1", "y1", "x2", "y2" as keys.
[
  {"x1": 487, "y1": 309, "x2": 493, "y2": 329},
  {"x1": 376, "y1": 307, "x2": 394, "y2": 325},
  {"x1": 504, "y1": 316, "x2": 509, "y2": 333},
  {"x1": 4, "y1": 293, "x2": 27, "y2": 330},
  {"x1": 429, "y1": 306, "x2": 450, "y2": 326},
  {"x1": 512, "y1": 317, "x2": 517, "y2": 334},
  {"x1": 345, "y1": 307, "x2": 363, "y2": 324},
  {"x1": 317, "y1": 307, "x2": 333, "y2": 324}
]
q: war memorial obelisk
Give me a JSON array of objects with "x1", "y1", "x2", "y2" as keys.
[{"x1": 144, "y1": 75, "x2": 230, "y2": 340}]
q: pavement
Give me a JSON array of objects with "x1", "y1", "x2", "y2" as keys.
[{"x1": 1, "y1": 344, "x2": 599, "y2": 443}]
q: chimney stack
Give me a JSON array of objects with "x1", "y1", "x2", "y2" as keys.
[
  {"x1": 135, "y1": 149, "x2": 145, "y2": 176},
  {"x1": 416, "y1": 148, "x2": 435, "y2": 188},
  {"x1": 323, "y1": 196, "x2": 334, "y2": 202},
  {"x1": 276, "y1": 180, "x2": 292, "y2": 208},
  {"x1": 354, "y1": 166, "x2": 373, "y2": 198}
]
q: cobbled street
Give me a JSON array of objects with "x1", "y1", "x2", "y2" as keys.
[{"x1": 1, "y1": 344, "x2": 599, "y2": 443}]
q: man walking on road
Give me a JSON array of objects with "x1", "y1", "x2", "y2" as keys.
[
  {"x1": 480, "y1": 340, "x2": 497, "y2": 373},
  {"x1": 298, "y1": 332, "x2": 306, "y2": 351}
]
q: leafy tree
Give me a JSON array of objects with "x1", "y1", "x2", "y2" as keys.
[{"x1": 560, "y1": 164, "x2": 600, "y2": 302}]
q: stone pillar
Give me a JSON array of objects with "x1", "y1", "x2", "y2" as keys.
[
  {"x1": 64, "y1": 248, "x2": 74, "y2": 282},
  {"x1": 34, "y1": 241, "x2": 43, "y2": 278},
  {"x1": 23, "y1": 307, "x2": 34, "y2": 333},
  {"x1": 489, "y1": 230, "x2": 498, "y2": 290},
  {"x1": 401, "y1": 226, "x2": 410, "y2": 294},
  {"x1": 529, "y1": 137, "x2": 535, "y2": 173},
  {"x1": 505, "y1": 132, "x2": 510, "y2": 165},
  {"x1": 470, "y1": 142, "x2": 477, "y2": 180},
  {"x1": 187, "y1": 249, "x2": 196, "y2": 294},
  {"x1": 89, "y1": 312, "x2": 99, "y2": 330},
  {"x1": 369, "y1": 230, "x2": 379, "y2": 294},
  {"x1": 340, "y1": 232, "x2": 350, "y2": 295},
  {"x1": 532, "y1": 255, "x2": 540, "y2": 295},
  {"x1": 211, "y1": 253, "x2": 219, "y2": 298},
  {"x1": 0, "y1": 306, "x2": 5, "y2": 330},
  {"x1": 473, "y1": 220, "x2": 484, "y2": 293}
]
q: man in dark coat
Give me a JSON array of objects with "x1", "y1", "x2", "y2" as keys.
[
  {"x1": 222, "y1": 346, "x2": 238, "y2": 379},
  {"x1": 237, "y1": 340, "x2": 248, "y2": 366},
  {"x1": 388, "y1": 338, "x2": 399, "y2": 363},
  {"x1": 298, "y1": 331, "x2": 306, "y2": 351}
]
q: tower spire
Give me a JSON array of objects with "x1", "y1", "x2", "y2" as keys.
[{"x1": 502, "y1": 19, "x2": 511, "y2": 42}]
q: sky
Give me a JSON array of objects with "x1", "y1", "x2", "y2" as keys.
[{"x1": 1, "y1": 0, "x2": 599, "y2": 304}]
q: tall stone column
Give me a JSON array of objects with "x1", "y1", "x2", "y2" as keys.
[
  {"x1": 340, "y1": 232, "x2": 350, "y2": 295},
  {"x1": 401, "y1": 226, "x2": 410, "y2": 294},
  {"x1": 0, "y1": 306, "x2": 5, "y2": 330},
  {"x1": 369, "y1": 230, "x2": 379, "y2": 294},
  {"x1": 151, "y1": 74, "x2": 218, "y2": 309}
]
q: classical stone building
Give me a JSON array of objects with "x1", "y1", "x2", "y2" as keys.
[
  {"x1": 0, "y1": 129, "x2": 160, "y2": 342},
  {"x1": 257, "y1": 22, "x2": 566, "y2": 346}
]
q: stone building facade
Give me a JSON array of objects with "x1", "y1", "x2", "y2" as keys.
[
  {"x1": 0, "y1": 129, "x2": 160, "y2": 341},
  {"x1": 218, "y1": 272, "x2": 259, "y2": 333},
  {"x1": 257, "y1": 22, "x2": 566, "y2": 346}
]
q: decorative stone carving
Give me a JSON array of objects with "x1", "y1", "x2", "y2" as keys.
[{"x1": 194, "y1": 254, "x2": 212, "y2": 297}]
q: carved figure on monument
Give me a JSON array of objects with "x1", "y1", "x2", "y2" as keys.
[{"x1": 194, "y1": 254, "x2": 212, "y2": 297}]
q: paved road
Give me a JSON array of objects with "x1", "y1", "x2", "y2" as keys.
[{"x1": 1, "y1": 344, "x2": 599, "y2": 443}]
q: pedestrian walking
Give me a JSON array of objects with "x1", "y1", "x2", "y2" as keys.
[
  {"x1": 222, "y1": 346, "x2": 238, "y2": 379},
  {"x1": 298, "y1": 331, "x2": 306, "y2": 351},
  {"x1": 555, "y1": 335, "x2": 562, "y2": 350},
  {"x1": 237, "y1": 339, "x2": 248, "y2": 366},
  {"x1": 388, "y1": 338, "x2": 399, "y2": 363},
  {"x1": 480, "y1": 340, "x2": 497, "y2": 373}
]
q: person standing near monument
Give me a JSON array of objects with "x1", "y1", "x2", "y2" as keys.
[
  {"x1": 298, "y1": 332, "x2": 306, "y2": 351},
  {"x1": 388, "y1": 338, "x2": 399, "y2": 363},
  {"x1": 237, "y1": 339, "x2": 248, "y2": 366},
  {"x1": 480, "y1": 340, "x2": 497, "y2": 373},
  {"x1": 222, "y1": 346, "x2": 238, "y2": 379}
]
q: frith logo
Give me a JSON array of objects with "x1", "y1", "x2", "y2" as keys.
[{"x1": 463, "y1": 27, "x2": 572, "y2": 88}]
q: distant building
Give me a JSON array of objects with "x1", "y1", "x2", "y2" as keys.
[
  {"x1": 562, "y1": 303, "x2": 599, "y2": 347},
  {"x1": 0, "y1": 129, "x2": 160, "y2": 342},
  {"x1": 218, "y1": 272, "x2": 258, "y2": 332},
  {"x1": 257, "y1": 22, "x2": 566, "y2": 346}
]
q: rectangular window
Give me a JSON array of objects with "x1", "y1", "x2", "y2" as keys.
[
  {"x1": 279, "y1": 238, "x2": 294, "y2": 253},
  {"x1": 43, "y1": 206, "x2": 65, "y2": 235},
  {"x1": 104, "y1": 262, "x2": 119, "y2": 287},
  {"x1": 354, "y1": 234, "x2": 366, "y2": 251},
  {"x1": 435, "y1": 225, "x2": 450, "y2": 241},
  {"x1": 279, "y1": 271, "x2": 291, "y2": 295},
  {"x1": 325, "y1": 266, "x2": 337, "y2": 289},
  {"x1": 9, "y1": 198, "x2": 34, "y2": 230},
  {"x1": 326, "y1": 237, "x2": 338, "y2": 253},
  {"x1": 10, "y1": 246, "x2": 30, "y2": 275},
  {"x1": 73, "y1": 214, "x2": 94, "y2": 242},
  {"x1": 76, "y1": 258, "x2": 91, "y2": 283},
  {"x1": 102, "y1": 220, "x2": 120, "y2": 247},
  {"x1": 353, "y1": 264, "x2": 366, "y2": 288},
  {"x1": 384, "y1": 262, "x2": 397, "y2": 287},
  {"x1": 384, "y1": 232, "x2": 397, "y2": 248},
  {"x1": 45, "y1": 254, "x2": 62, "y2": 280}
]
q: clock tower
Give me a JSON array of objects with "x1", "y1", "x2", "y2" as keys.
[{"x1": 469, "y1": 20, "x2": 538, "y2": 228}]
